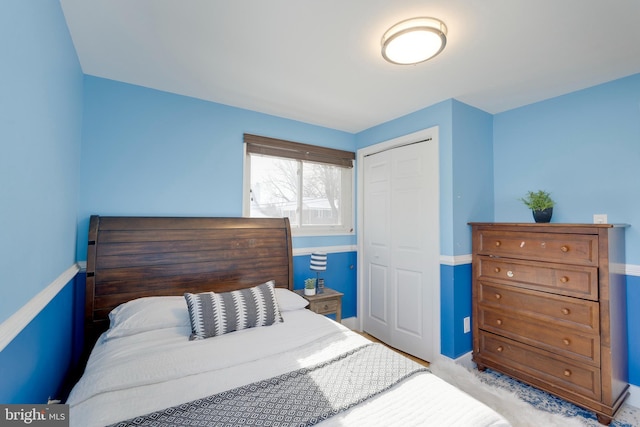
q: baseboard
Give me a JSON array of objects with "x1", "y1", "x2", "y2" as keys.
[
  {"x1": 340, "y1": 316, "x2": 358, "y2": 330},
  {"x1": 453, "y1": 351, "x2": 475, "y2": 369},
  {"x1": 627, "y1": 384, "x2": 639, "y2": 408}
]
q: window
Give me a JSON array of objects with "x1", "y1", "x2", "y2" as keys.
[{"x1": 244, "y1": 134, "x2": 355, "y2": 236}]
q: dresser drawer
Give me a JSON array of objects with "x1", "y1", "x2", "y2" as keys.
[
  {"x1": 477, "y1": 256, "x2": 598, "y2": 300},
  {"x1": 478, "y1": 282, "x2": 599, "y2": 334},
  {"x1": 477, "y1": 331, "x2": 600, "y2": 400},
  {"x1": 477, "y1": 230, "x2": 598, "y2": 266},
  {"x1": 478, "y1": 307, "x2": 600, "y2": 365}
]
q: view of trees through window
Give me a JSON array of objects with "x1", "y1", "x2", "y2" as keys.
[{"x1": 249, "y1": 154, "x2": 345, "y2": 227}]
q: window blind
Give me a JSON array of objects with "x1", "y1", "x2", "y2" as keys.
[{"x1": 244, "y1": 133, "x2": 355, "y2": 168}]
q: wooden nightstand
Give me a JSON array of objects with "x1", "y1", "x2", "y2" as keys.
[{"x1": 295, "y1": 287, "x2": 343, "y2": 323}]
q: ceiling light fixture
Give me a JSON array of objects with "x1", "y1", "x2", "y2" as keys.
[{"x1": 381, "y1": 17, "x2": 447, "y2": 65}]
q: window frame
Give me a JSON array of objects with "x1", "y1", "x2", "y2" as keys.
[{"x1": 243, "y1": 134, "x2": 355, "y2": 237}]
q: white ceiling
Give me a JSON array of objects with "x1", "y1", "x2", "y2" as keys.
[{"x1": 60, "y1": 0, "x2": 640, "y2": 133}]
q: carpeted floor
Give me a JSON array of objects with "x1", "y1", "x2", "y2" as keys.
[{"x1": 474, "y1": 368, "x2": 640, "y2": 427}]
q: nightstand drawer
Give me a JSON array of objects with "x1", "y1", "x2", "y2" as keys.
[
  {"x1": 310, "y1": 299, "x2": 338, "y2": 314},
  {"x1": 295, "y1": 288, "x2": 343, "y2": 323}
]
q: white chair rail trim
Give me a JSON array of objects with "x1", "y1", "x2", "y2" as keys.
[
  {"x1": 293, "y1": 245, "x2": 356, "y2": 256},
  {"x1": 440, "y1": 254, "x2": 472, "y2": 266},
  {"x1": 0, "y1": 263, "x2": 80, "y2": 352},
  {"x1": 626, "y1": 263, "x2": 640, "y2": 277}
]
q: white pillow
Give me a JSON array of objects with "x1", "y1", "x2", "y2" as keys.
[
  {"x1": 275, "y1": 288, "x2": 309, "y2": 311},
  {"x1": 105, "y1": 296, "x2": 190, "y2": 340}
]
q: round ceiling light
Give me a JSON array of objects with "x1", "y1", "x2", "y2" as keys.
[{"x1": 381, "y1": 17, "x2": 448, "y2": 65}]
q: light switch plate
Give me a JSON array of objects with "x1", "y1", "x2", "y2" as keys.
[
  {"x1": 593, "y1": 214, "x2": 608, "y2": 224},
  {"x1": 463, "y1": 316, "x2": 471, "y2": 333}
]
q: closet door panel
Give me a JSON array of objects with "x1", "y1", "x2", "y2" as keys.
[
  {"x1": 368, "y1": 263, "x2": 388, "y2": 324},
  {"x1": 395, "y1": 268, "x2": 423, "y2": 337},
  {"x1": 363, "y1": 151, "x2": 392, "y2": 342}
]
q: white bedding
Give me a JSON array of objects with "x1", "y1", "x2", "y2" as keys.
[{"x1": 68, "y1": 308, "x2": 510, "y2": 427}]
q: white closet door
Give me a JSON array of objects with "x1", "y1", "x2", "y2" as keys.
[
  {"x1": 363, "y1": 149, "x2": 392, "y2": 342},
  {"x1": 363, "y1": 140, "x2": 439, "y2": 362}
]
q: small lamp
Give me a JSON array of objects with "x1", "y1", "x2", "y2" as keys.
[{"x1": 310, "y1": 252, "x2": 327, "y2": 294}]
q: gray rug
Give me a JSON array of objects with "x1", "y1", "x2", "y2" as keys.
[
  {"x1": 476, "y1": 368, "x2": 640, "y2": 427},
  {"x1": 430, "y1": 359, "x2": 640, "y2": 427}
]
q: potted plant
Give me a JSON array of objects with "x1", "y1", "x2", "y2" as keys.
[
  {"x1": 519, "y1": 190, "x2": 555, "y2": 223},
  {"x1": 304, "y1": 278, "x2": 316, "y2": 296}
]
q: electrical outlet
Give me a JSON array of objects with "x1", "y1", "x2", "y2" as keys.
[
  {"x1": 463, "y1": 316, "x2": 471, "y2": 333},
  {"x1": 593, "y1": 214, "x2": 607, "y2": 224}
]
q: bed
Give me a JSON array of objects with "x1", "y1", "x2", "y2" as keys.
[{"x1": 67, "y1": 215, "x2": 510, "y2": 427}]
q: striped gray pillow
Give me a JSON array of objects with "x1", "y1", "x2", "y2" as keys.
[{"x1": 184, "y1": 280, "x2": 283, "y2": 340}]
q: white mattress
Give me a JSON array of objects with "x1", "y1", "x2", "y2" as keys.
[{"x1": 67, "y1": 309, "x2": 510, "y2": 427}]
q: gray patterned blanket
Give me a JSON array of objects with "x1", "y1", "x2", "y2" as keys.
[{"x1": 109, "y1": 343, "x2": 428, "y2": 427}]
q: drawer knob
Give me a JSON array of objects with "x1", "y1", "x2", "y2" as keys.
[
  {"x1": 323, "y1": 304, "x2": 329, "y2": 310},
  {"x1": 495, "y1": 241, "x2": 501, "y2": 247},
  {"x1": 506, "y1": 270, "x2": 514, "y2": 278},
  {"x1": 497, "y1": 346, "x2": 504, "y2": 352},
  {"x1": 496, "y1": 319, "x2": 503, "y2": 326},
  {"x1": 561, "y1": 308, "x2": 571, "y2": 315},
  {"x1": 564, "y1": 369, "x2": 572, "y2": 377},
  {"x1": 563, "y1": 338, "x2": 571, "y2": 346},
  {"x1": 494, "y1": 267, "x2": 501, "y2": 273},
  {"x1": 495, "y1": 293, "x2": 502, "y2": 300},
  {"x1": 560, "y1": 245, "x2": 570, "y2": 253},
  {"x1": 560, "y1": 276, "x2": 569, "y2": 283}
]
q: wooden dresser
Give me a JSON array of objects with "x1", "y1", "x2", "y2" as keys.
[{"x1": 470, "y1": 223, "x2": 628, "y2": 425}]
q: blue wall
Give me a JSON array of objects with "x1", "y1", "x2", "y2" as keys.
[
  {"x1": 451, "y1": 100, "x2": 495, "y2": 249},
  {"x1": 0, "y1": 0, "x2": 82, "y2": 324},
  {"x1": 628, "y1": 275, "x2": 640, "y2": 386},
  {"x1": 493, "y1": 74, "x2": 640, "y2": 260},
  {"x1": 0, "y1": 1, "x2": 82, "y2": 404},
  {"x1": 0, "y1": 279, "x2": 76, "y2": 403},
  {"x1": 76, "y1": 76, "x2": 356, "y2": 260},
  {"x1": 440, "y1": 264, "x2": 473, "y2": 358}
]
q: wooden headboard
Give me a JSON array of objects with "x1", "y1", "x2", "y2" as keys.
[{"x1": 84, "y1": 215, "x2": 293, "y2": 348}]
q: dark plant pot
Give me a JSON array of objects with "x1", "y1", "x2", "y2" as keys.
[{"x1": 532, "y1": 208, "x2": 553, "y2": 223}]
